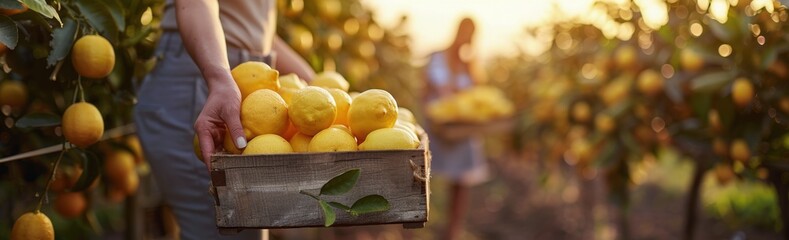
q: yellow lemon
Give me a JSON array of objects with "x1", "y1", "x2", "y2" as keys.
[
  {"x1": 63, "y1": 102, "x2": 104, "y2": 148},
  {"x1": 732, "y1": 78, "x2": 754, "y2": 108},
  {"x1": 104, "y1": 151, "x2": 135, "y2": 184},
  {"x1": 116, "y1": 172, "x2": 140, "y2": 195},
  {"x1": 243, "y1": 134, "x2": 293, "y2": 154},
  {"x1": 328, "y1": 88, "x2": 352, "y2": 126},
  {"x1": 359, "y1": 128, "x2": 419, "y2": 150},
  {"x1": 279, "y1": 73, "x2": 307, "y2": 89},
  {"x1": 193, "y1": 134, "x2": 202, "y2": 161},
  {"x1": 308, "y1": 127, "x2": 358, "y2": 152},
  {"x1": 348, "y1": 89, "x2": 398, "y2": 140},
  {"x1": 615, "y1": 45, "x2": 637, "y2": 69},
  {"x1": 54, "y1": 192, "x2": 87, "y2": 218},
  {"x1": 241, "y1": 89, "x2": 289, "y2": 136},
  {"x1": 394, "y1": 120, "x2": 419, "y2": 140},
  {"x1": 11, "y1": 212, "x2": 54, "y2": 240},
  {"x1": 730, "y1": 139, "x2": 750, "y2": 163},
  {"x1": 125, "y1": 136, "x2": 144, "y2": 164},
  {"x1": 0, "y1": 81, "x2": 27, "y2": 109},
  {"x1": 72, "y1": 35, "x2": 115, "y2": 79},
  {"x1": 289, "y1": 86, "x2": 337, "y2": 136},
  {"x1": 331, "y1": 124, "x2": 352, "y2": 134},
  {"x1": 289, "y1": 133, "x2": 313, "y2": 152},
  {"x1": 637, "y1": 69, "x2": 664, "y2": 96},
  {"x1": 680, "y1": 48, "x2": 704, "y2": 72},
  {"x1": 231, "y1": 61, "x2": 280, "y2": 100},
  {"x1": 594, "y1": 113, "x2": 616, "y2": 134},
  {"x1": 571, "y1": 102, "x2": 591, "y2": 123},
  {"x1": 311, "y1": 71, "x2": 350, "y2": 92},
  {"x1": 278, "y1": 73, "x2": 307, "y2": 104},
  {"x1": 397, "y1": 107, "x2": 416, "y2": 124}
]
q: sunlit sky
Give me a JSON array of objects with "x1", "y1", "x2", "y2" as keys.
[
  {"x1": 362, "y1": 0, "x2": 610, "y2": 60},
  {"x1": 363, "y1": 0, "x2": 775, "y2": 61}
]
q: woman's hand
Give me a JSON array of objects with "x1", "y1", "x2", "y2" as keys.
[{"x1": 194, "y1": 76, "x2": 246, "y2": 170}]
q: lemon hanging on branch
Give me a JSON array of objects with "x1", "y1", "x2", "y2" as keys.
[
  {"x1": 72, "y1": 35, "x2": 115, "y2": 79},
  {"x1": 11, "y1": 212, "x2": 54, "y2": 240},
  {"x1": 62, "y1": 102, "x2": 104, "y2": 148}
]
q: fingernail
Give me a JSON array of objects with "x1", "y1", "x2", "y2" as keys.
[{"x1": 236, "y1": 136, "x2": 247, "y2": 149}]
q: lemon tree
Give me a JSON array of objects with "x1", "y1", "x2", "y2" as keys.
[
  {"x1": 495, "y1": 0, "x2": 789, "y2": 238},
  {"x1": 0, "y1": 0, "x2": 162, "y2": 238}
]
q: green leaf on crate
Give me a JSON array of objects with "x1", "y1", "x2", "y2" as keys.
[
  {"x1": 47, "y1": 18, "x2": 78, "y2": 67},
  {"x1": 706, "y1": 18, "x2": 733, "y2": 42},
  {"x1": 0, "y1": 0, "x2": 23, "y2": 10},
  {"x1": 20, "y1": 0, "x2": 61, "y2": 25},
  {"x1": 75, "y1": 0, "x2": 119, "y2": 43},
  {"x1": 319, "y1": 168, "x2": 360, "y2": 196},
  {"x1": 690, "y1": 92, "x2": 713, "y2": 120},
  {"x1": 690, "y1": 71, "x2": 735, "y2": 94},
  {"x1": 319, "y1": 200, "x2": 336, "y2": 227},
  {"x1": 0, "y1": 15, "x2": 17, "y2": 49},
  {"x1": 328, "y1": 201, "x2": 350, "y2": 211},
  {"x1": 593, "y1": 140, "x2": 620, "y2": 168},
  {"x1": 70, "y1": 150, "x2": 100, "y2": 192},
  {"x1": 15, "y1": 112, "x2": 61, "y2": 128},
  {"x1": 349, "y1": 194, "x2": 390, "y2": 216}
]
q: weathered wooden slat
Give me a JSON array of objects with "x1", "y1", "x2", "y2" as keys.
[{"x1": 210, "y1": 135, "x2": 431, "y2": 230}]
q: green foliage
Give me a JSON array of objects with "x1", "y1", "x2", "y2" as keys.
[
  {"x1": 320, "y1": 168, "x2": 359, "y2": 195},
  {"x1": 301, "y1": 168, "x2": 391, "y2": 227},
  {"x1": 705, "y1": 180, "x2": 781, "y2": 230}
]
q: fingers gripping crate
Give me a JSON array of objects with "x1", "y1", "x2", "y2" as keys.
[{"x1": 209, "y1": 136, "x2": 431, "y2": 232}]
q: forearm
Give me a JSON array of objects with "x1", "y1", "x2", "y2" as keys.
[
  {"x1": 174, "y1": 0, "x2": 234, "y2": 90},
  {"x1": 273, "y1": 36, "x2": 315, "y2": 81}
]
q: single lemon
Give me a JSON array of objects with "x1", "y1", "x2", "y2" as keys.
[
  {"x1": 104, "y1": 151, "x2": 135, "y2": 184},
  {"x1": 289, "y1": 86, "x2": 337, "y2": 136},
  {"x1": 54, "y1": 192, "x2": 87, "y2": 218},
  {"x1": 637, "y1": 69, "x2": 664, "y2": 96},
  {"x1": 289, "y1": 133, "x2": 313, "y2": 153},
  {"x1": 732, "y1": 78, "x2": 754, "y2": 108},
  {"x1": 231, "y1": 61, "x2": 280, "y2": 100},
  {"x1": 278, "y1": 73, "x2": 307, "y2": 104},
  {"x1": 241, "y1": 89, "x2": 289, "y2": 136},
  {"x1": 279, "y1": 73, "x2": 308, "y2": 89},
  {"x1": 397, "y1": 107, "x2": 416, "y2": 124},
  {"x1": 0, "y1": 80, "x2": 27, "y2": 109},
  {"x1": 243, "y1": 134, "x2": 293, "y2": 154},
  {"x1": 116, "y1": 172, "x2": 140, "y2": 195},
  {"x1": 193, "y1": 134, "x2": 203, "y2": 161},
  {"x1": 328, "y1": 88, "x2": 352, "y2": 126},
  {"x1": 308, "y1": 127, "x2": 358, "y2": 152},
  {"x1": 72, "y1": 35, "x2": 115, "y2": 79},
  {"x1": 11, "y1": 212, "x2": 54, "y2": 240},
  {"x1": 347, "y1": 89, "x2": 398, "y2": 140},
  {"x1": 63, "y1": 102, "x2": 104, "y2": 148},
  {"x1": 311, "y1": 71, "x2": 350, "y2": 91},
  {"x1": 125, "y1": 135, "x2": 145, "y2": 164},
  {"x1": 730, "y1": 139, "x2": 750, "y2": 163},
  {"x1": 394, "y1": 120, "x2": 419, "y2": 140},
  {"x1": 359, "y1": 128, "x2": 419, "y2": 150}
]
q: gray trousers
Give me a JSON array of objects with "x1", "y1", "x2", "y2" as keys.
[{"x1": 134, "y1": 32, "x2": 268, "y2": 240}]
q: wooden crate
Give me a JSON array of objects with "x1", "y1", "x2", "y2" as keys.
[{"x1": 209, "y1": 135, "x2": 431, "y2": 232}]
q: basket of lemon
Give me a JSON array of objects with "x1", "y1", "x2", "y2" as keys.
[
  {"x1": 426, "y1": 86, "x2": 516, "y2": 140},
  {"x1": 205, "y1": 62, "x2": 430, "y2": 232}
]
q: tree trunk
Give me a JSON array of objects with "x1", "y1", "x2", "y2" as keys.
[
  {"x1": 768, "y1": 168, "x2": 789, "y2": 240},
  {"x1": 682, "y1": 163, "x2": 705, "y2": 240}
]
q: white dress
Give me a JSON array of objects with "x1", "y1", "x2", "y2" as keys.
[{"x1": 424, "y1": 52, "x2": 489, "y2": 185}]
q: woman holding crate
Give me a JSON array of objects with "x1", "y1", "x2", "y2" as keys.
[
  {"x1": 423, "y1": 17, "x2": 489, "y2": 240},
  {"x1": 134, "y1": 0, "x2": 313, "y2": 239}
]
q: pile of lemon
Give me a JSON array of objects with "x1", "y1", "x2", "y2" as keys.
[
  {"x1": 427, "y1": 86, "x2": 515, "y2": 124},
  {"x1": 218, "y1": 61, "x2": 421, "y2": 155}
]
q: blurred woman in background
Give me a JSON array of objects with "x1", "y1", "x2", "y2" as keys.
[{"x1": 423, "y1": 17, "x2": 489, "y2": 240}]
